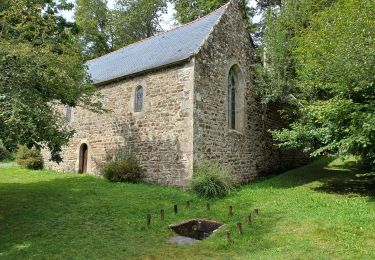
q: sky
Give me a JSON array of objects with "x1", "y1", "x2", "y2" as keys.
[{"x1": 61, "y1": 0, "x2": 260, "y2": 31}]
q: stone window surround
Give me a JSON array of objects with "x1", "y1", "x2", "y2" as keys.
[
  {"x1": 65, "y1": 105, "x2": 73, "y2": 124},
  {"x1": 134, "y1": 85, "x2": 144, "y2": 112},
  {"x1": 225, "y1": 62, "x2": 246, "y2": 135},
  {"x1": 129, "y1": 81, "x2": 148, "y2": 117}
]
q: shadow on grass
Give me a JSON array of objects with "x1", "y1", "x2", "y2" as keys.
[
  {"x1": 314, "y1": 171, "x2": 375, "y2": 197},
  {"x1": 0, "y1": 176, "x2": 189, "y2": 257},
  {"x1": 257, "y1": 157, "x2": 375, "y2": 198},
  {"x1": 0, "y1": 173, "x2": 285, "y2": 259}
]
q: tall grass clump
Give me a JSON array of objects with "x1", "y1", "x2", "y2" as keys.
[{"x1": 190, "y1": 162, "x2": 233, "y2": 198}]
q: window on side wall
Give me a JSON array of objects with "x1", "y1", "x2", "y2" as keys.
[
  {"x1": 134, "y1": 85, "x2": 143, "y2": 112},
  {"x1": 65, "y1": 105, "x2": 73, "y2": 123},
  {"x1": 227, "y1": 65, "x2": 245, "y2": 132}
]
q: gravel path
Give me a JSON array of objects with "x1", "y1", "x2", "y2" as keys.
[{"x1": 0, "y1": 163, "x2": 17, "y2": 168}]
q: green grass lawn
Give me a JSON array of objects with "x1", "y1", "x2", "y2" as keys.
[{"x1": 1, "y1": 158, "x2": 374, "y2": 259}]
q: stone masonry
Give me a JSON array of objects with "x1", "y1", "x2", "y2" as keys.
[
  {"x1": 43, "y1": 2, "x2": 306, "y2": 186},
  {"x1": 43, "y1": 62, "x2": 194, "y2": 186}
]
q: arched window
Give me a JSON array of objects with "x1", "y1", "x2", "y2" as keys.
[
  {"x1": 134, "y1": 85, "x2": 143, "y2": 112},
  {"x1": 228, "y1": 69, "x2": 236, "y2": 129},
  {"x1": 65, "y1": 105, "x2": 73, "y2": 123},
  {"x1": 227, "y1": 65, "x2": 245, "y2": 131}
]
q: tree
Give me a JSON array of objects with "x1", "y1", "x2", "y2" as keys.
[
  {"x1": 172, "y1": 0, "x2": 256, "y2": 34},
  {"x1": 255, "y1": 0, "x2": 281, "y2": 11},
  {"x1": 75, "y1": 0, "x2": 113, "y2": 59},
  {"x1": 0, "y1": 0, "x2": 103, "y2": 162},
  {"x1": 112, "y1": 0, "x2": 167, "y2": 49},
  {"x1": 271, "y1": 0, "x2": 375, "y2": 169},
  {"x1": 254, "y1": 0, "x2": 333, "y2": 122},
  {"x1": 75, "y1": 0, "x2": 167, "y2": 57}
]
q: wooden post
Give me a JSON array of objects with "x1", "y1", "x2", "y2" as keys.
[
  {"x1": 160, "y1": 209, "x2": 165, "y2": 220},
  {"x1": 147, "y1": 214, "x2": 151, "y2": 226},
  {"x1": 226, "y1": 231, "x2": 231, "y2": 242},
  {"x1": 229, "y1": 205, "x2": 233, "y2": 216},
  {"x1": 247, "y1": 214, "x2": 252, "y2": 224},
  {"x1": 174, "y1": 204, "x2": 178, "y2": 214},
  {"x1": 185, "y1": 201, "x2": 190, "y2": 209},
  {"x1": 254, "y1": 208, "x2": 260, "y2": 215},
  {"x1": 237, "y1": 222, "x2": 243, "y2": 235},
  {"x1": 206, "y1": 203, "x2": 210, "y2": 211}
]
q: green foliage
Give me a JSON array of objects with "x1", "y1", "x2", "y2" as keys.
[
  {"x1": 75, "y1": 0, "x2": 166, "y2": 58},
  {"x1": 0, "y1": 0, "x2": 104, "y2": 162},
  {"x1": 190, "y1": 162, "x2": 233, "y2": 198},
  {"x1": 16, "y1": 146, "x2": 44, "y2": 170},
  {"x1": 102, "y1": 159, "x2": 144, "y2": 183},
  {"x1": 75, "y1": 0, "x2": 113, "y2": 58},
  {"x1": 272, "y1": 0, "x2": 375, "y2": 170},
  {"x1": 172, "y1": 0, "x2": 256, "y2": 33},
  {"x1": 172, "y1": 0, "x2": 226, "y2": 24},
  {"x1": 0, "y1": 139, "x2": 11, "y2": 161},
  {"x1": 256, "y1": 0, "x2": 281, "y2": 11},
  {"x1": 112, "y1": 0, "x2": 167, "y2": 48},
  {"x1": 255, "y1": 0, "x2": 332, "y2": 105}
]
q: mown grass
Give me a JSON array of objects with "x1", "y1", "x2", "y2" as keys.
[{"x1": 0, "y1": 158, "x2": 374, "y2": 259}]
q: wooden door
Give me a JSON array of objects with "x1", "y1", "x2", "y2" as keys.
[
  {"x1": 79, "y1": 144, "x2": 88, "y2": 173},
  {"x1": 82, "y1": 145, "x2": 88, "y2": 173}
]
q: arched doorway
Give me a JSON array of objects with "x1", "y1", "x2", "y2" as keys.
[{"x1": 79, "y1": 143, "x2": 88, "y2": 173}]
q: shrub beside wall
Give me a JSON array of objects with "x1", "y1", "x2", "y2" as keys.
[
  {"x1": 190, "y1": 162, "x2": 234, "y2": 198},
  {"x1": 16, "y1": 146, "x2": 44, "y2": 170},
  {"x1": 101, "y1": 150, "x2": 144, "y2": 183}
]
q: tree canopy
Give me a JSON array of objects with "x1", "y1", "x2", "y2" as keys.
[
  {"x1": 0, "y1": 0, "x2": 103, "y2": 162},
  {"x1": 75, "y1": 0, "x2": 166, "y2": 59},
  {"x1": 172, "y1": 0, "x2": 256, "y2": 34},
  {"x1": 257, "y1": 0, "x2": 375, "y2": 169},
  {"x1": 75, "y1": 0, "x2": 113, "y2": 58}
]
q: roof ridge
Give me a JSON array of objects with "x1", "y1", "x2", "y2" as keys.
[{"x1": 86, "y1": 2, "x2": 230, "y2": 64}]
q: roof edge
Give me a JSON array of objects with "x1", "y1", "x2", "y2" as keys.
[
  {"x1": 87, "y1": 2, "x2": 231, "y2": 65},
  {"x1": 193, "y1": 1, "x2": 231, "y2": 56},
  {"x1": 93, "y1": 58, "x2": 192, "y2": 86}
]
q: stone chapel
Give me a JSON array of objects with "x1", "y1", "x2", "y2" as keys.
[{"x1": 43, "y1": 2, "x2": 304, "y2": 186}]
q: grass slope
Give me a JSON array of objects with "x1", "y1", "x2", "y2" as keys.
[{"x1": 0, "y1": 158, "x2": 374, "y2": 259}]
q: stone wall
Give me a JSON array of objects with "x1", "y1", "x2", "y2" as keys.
[
  {"x1": 43, "y1": 61, "x2": 195, "y2": 186},
  {"x1": 43, "y1": 2, "x2": 307, "y2": 187},
  {"x1": 193, "y1": 2, "x2": 303, "y2": 183}
]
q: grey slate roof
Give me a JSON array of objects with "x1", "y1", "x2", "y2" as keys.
[{"x1": 86, "y1": 4, "x2": 228, "y2": 85}]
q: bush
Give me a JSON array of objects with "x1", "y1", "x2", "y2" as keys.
[
  {"x1": 190, "y1": 162, "x2": 233, "y2": 198},
  {"x1": 16, "y1": 146, "x2": 44, "y2": 170},
  {"x1": 102, "y1": 156, "x2": 144, "y2": 183},
  {"x1": 0, "y1": 140, "x2": 10, "y2": 161}
]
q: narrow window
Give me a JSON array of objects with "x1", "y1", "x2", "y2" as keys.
[
  {"x1": 228, "y1": 69, "x2": 236, "y2": 129},
  {"x1": 65, "y1": 106, "x2": 73, "y2": 123},
  {"x1": 227, "y1": 65, "x2": 245, "y2": 131},
  {"x1": 134, "y1": 85, "x2": 143, "y2": 112}
]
